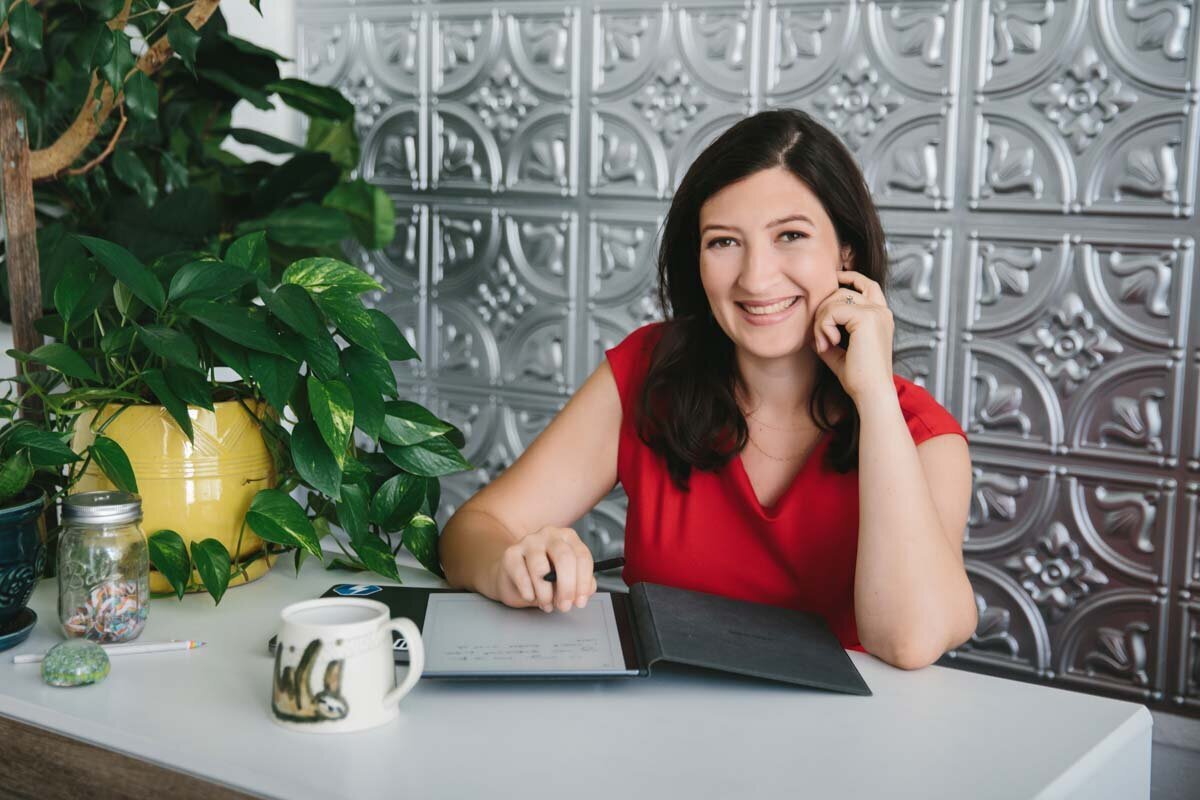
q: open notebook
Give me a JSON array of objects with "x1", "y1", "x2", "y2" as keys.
[{"x1": 268, "y1": 583, "x2": 871, "y2": 694}]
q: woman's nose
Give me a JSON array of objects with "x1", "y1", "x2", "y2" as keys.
[{"x1": 736, "y1": 245, "x2": 784, "y2": 295}]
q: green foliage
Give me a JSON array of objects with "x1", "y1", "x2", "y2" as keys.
[
  {"x1": 0, "y1": 1, "x2": 469, "y2": 602},
  {"x1": 283, "y1": 257, "x2": 382, "y2": 296},
  {"x1": 0, "y1": 450, "x2": 33, "y2": 506},
  {"x1": 381, "y1": 401, "x2": 454, "y2": 446},
  {"x1": 403, "y1": 514, "x2": 443, "y2": 579},
  {"x1": 384, "y1": 437, "x2": 472, "y2": 478},
  {"x1": 323, "y1": 181, "x2": 396, "y2": 250},
  {"x1": 88, "y1": 435, "x2": 139, "y2": 494},
  {"x1": 2, "y1": 422, "x2": 81, "y2": 467},
  {"x1": 290, "y1": 419, "x2": 341, "y2": 497},
  {"x1": 307, "y1": 376, "x2": 353, "y2": 463},
  {"x1": 306, "y1": 117, "x2": 359, "y2": 175},
  {"x1": 166, "y1": 14, "x2": 201, "y2": 75},
  {"x1": 77, "y1": 236, "x2": 165, "y2": 311},
  {"x1": 9, "y1": 2, "x2": 42, "y2": 54},
  {"x1": 123, "y1": 72, "x2": 159, "y2": 124},
  {"x1": 147, "y1": 529, "x2": 190, "y2": 599},
  {"x1": 10, "y1": 344, "x2": 100, "y2": 382},
  {"x1": 267, "y1": 79, "x2": 354, "y2": 120},
  {"x1": 246, "y1": 489, "x2": 322, "y2": 558},
  {"x1": 190, "y1": 538, "x2": 232, "y2": 604}
]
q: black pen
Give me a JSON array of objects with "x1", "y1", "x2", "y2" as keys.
[{"x1": 543, "y1": 557, "x2": 625, "y2": 583}]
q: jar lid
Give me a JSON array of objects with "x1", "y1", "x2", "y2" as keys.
[{"x1": 63, "y1": 491, "x2": 142, "y2": 525}]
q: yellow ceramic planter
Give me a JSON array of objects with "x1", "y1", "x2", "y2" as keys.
[{"x1": 71, "y1": 401, "x2": 278, "y2": 594}]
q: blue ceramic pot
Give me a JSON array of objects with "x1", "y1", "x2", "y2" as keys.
[{"x1": 0, "y1": 489, "x2": 47, "y2": 625}]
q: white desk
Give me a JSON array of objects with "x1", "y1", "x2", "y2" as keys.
[{"x1": 0, "y1": 556, "x2": 1151, "y2": 800}]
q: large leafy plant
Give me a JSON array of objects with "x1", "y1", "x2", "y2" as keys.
[
  {"x1": 10, "y1": 233, "x2": 471, "y2": 603},
  {"x1": 0, "y1": 0, "x2": 470, "y2": 601}
]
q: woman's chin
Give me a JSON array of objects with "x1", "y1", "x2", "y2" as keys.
[{"x1": 730, "y1": 329, "x2": 811, "y2": 361}]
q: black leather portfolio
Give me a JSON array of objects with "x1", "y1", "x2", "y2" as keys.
[
  {"x1": 629, "y1": 582, "x2": 871, "y2": 695},
  {"x1": 267, "y1": 581, "x2": 871, "y2": 695}
]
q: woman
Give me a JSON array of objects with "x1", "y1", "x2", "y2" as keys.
[{"x1": 439, "y1": 109, "x2": 977, "y2": 670}]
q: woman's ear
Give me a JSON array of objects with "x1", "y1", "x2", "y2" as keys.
[{"x1": 839, "y1": 245, "x2": 853, "y2": 270}]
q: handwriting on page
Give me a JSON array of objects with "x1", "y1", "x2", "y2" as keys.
[
  {"x1": 422, "y1": 593, "x2": 626, "y2": 673},
  {"x1": 441, "y1": 639, "x2": 601, "y2": 664}
]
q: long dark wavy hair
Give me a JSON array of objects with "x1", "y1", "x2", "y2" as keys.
[{"x1": 638, "y1": 108, "x2": 890, "y2": 490}]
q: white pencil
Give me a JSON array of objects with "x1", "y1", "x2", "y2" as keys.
[{"x1": 12, "y1": 639, "x2": 206, "y2": 664}]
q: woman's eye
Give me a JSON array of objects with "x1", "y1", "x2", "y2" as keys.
[
  {"x1": 707, "y1": 237, "x2": 736, "y2": 249},
  {"x1": 780, "y1": 231, "x2": 807, "y2": 242}
]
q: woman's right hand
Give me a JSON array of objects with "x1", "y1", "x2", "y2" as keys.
[{"x1": 488, "y1": 526, "x2": 597, "y2": 613}]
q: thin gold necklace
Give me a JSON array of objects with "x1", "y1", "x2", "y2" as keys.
[
  {"x1": 745, "y1": 412, "x2": 810, "y2": 433},
  {"x1": 747, "y1": 434, "x2": 810, "y2": 462},
  {"x1": 743, "y1": 398, "x2": 818, "y2": 433}
]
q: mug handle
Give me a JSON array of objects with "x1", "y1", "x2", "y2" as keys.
[{"x1": 383, "y1": 617, "x2": 424, "y2": 708}]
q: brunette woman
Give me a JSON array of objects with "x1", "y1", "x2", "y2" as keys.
[{"x1": 439, "y1": 109, "x2": 977, "y2": 670}]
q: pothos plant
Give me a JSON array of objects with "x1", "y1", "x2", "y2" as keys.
[
  {"x1": 0, "y1": 0, "x2": 472, "y2": 601},
  {"x1": 9, "y1": 232, "x2": 472, "y2": 603}
]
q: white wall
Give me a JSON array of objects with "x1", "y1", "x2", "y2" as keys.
[
  {"x1": 0, "y1": 0, "x2": 300, "y2": 382},
  {"x1": 220, "y1": 0, "x2": 301, "y2": 161}
]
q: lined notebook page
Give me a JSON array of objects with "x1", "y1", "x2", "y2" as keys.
[{"x1": 421, "y1": 592, "x2": 626, "y2": 673}]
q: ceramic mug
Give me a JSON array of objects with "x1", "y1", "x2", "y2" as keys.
[{"x1": 272, "y1": 598, "x2": 424, "y2": 733}]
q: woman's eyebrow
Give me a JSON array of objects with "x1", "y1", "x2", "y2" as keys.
[
  {"x1": 766, "y1": 213, "x2": 814, "y2": 227},
  {"x1": 700, "y1": 213, "x2": 813, "y2": 235}
]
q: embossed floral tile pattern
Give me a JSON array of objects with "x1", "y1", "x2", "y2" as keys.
[{"x1": 295, "y1": 1, "x2": 1200, "y2": 716}]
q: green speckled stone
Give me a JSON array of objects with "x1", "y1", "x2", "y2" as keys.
[{"x1": 41, "y1": 639, "x2": 110, "y2": 687}]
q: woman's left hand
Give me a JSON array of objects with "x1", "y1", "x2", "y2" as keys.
[{"x1": 812, "y1": 270, "x2": 895, "y2": 402}]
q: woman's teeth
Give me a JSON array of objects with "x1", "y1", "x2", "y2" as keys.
[{"x1": 740, "y1": 297, "x2": 798, "y2": 315}]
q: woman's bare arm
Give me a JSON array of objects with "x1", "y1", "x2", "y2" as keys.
[
  {"x1": 438, "y1": 361, "x2": 623, "y2": 609},
  {"x1": 853, "y1": 393, "x2": 976, "y2": 669}
]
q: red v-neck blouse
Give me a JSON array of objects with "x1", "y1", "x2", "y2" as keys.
[{"x1": 606, "y1": 322, "x2": 969, "y2": 650}]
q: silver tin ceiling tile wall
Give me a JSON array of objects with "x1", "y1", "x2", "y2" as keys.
[{"x1": 298, "y1": 0, "x2": 1200, "y2": 715}]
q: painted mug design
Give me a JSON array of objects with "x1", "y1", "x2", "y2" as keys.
[
  {"x1": 271, "y1": 597, "x2": 424, "y2": 733},
  {"x1": 272, "y1": 639, "x2": 349, "y2": 723}
]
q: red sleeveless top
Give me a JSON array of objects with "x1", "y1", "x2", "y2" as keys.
[{"x1": 606, "y1": 322, "x2": 969, "y2": 650}]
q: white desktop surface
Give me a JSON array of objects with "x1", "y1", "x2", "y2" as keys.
[{"x1": 0, "y1": 555, "x2": 1151, "y2": 800}]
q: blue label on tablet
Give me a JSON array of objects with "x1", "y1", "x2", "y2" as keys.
[{"x1": 333, "y1": 584, "x2": 382, "y2": 596}]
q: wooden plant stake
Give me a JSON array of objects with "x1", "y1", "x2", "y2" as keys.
[{"x1": 0, "y1": 89, "x2": 42, "y2": 417}]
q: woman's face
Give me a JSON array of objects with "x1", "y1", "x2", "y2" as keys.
[{"x1": 698, "y1": 166, "x2": 848, "y2": 361}]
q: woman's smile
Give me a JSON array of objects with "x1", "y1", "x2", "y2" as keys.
[{"x1": 736, "y1": 295, "x2": 803, "y2": 325}]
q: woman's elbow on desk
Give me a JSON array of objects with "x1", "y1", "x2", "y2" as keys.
[
  {"x1": 865, "y1": 637, "x2": 946, "y2": 671},
  {"x1": 863, "y1": 600, "x2": 980, "y2": 671}
]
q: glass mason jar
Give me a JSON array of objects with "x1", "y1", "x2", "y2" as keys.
[{"x1": 57, "y1": 491, "x2": 150, "y2": 643}]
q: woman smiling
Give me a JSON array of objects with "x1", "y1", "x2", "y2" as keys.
[{"x1": 439, "y1": 109, "x2": 977, "y2": 670}]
